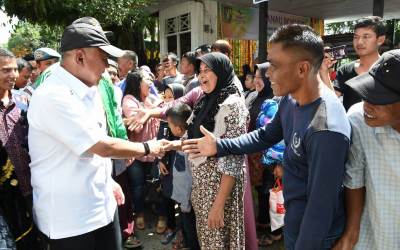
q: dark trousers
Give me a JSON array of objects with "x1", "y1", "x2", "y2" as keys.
[
  {"x1": 181, "y1": 209, "x2": 200, "y2": 250},
  {"x1": 41, "y1": 212, "x2": 122, "y2": 250},
  {"x1": 284, "y1": 227, "x2": 340, "y2": 250},
  {"x1": 256, "y1": 167, "x2": 275, "y2": 225},
  {"x1": 158, "y1": 196, "x2": 177, "y2": 230},
  {"x1": 114, "y1": 172, "x2": 134, "y2": 240},
  {"x1": 126, "y1": 160, "x2": 154, "y2": 214},
  {"x1": 256, "y1": 167, "x2": 283, "y2": 236}
]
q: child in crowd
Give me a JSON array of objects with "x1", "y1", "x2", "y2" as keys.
[
  {"x1": 163, "y1": 103, "x2": 200, "y2": 250},
  {"x1": 157, "y1": 84, "x2": 200, "y2": 249},
  {"x1": 156, "y1": 84, "x2": 184, "y2": 241},
  {"x1": 256, "y1": 98, "x2": 285, "y2": 247},
  {"x1": 244, "y1": 73, "x2": 257, "y2": 109}
]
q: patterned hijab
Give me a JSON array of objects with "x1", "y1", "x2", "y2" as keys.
[{"x1": 188, "y1": 52, "x2": 239, "y2": 139}]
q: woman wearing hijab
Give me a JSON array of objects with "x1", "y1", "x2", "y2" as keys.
[
  {"x1": 187, "y1": 52, "x2": 248, "y2": 249},
  {"x1": 163, "y1": 83, "x2": 185, "y2": 103},
  {"x1": 246, "y1": 63, "x2": 274, "y2": 233}
]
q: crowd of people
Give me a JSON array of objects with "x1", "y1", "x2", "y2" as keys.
[{"x1": 0, "y1": 14, "x2": 399, "y2": 250}]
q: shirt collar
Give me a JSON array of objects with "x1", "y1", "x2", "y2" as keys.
[
  {"x1": 54, "y1": 64, "x2": 93, "y2": 100},
  {"x1": 374, "y1": 126, "x2": 400, "y2": 139},
  {"x1": 184, "y1": 74, "x2": 195, "y2": 81},
  {"x1": 0, "y1": 91, "x2": 15, "y2": 109}
]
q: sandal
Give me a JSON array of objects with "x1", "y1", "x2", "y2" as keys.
[
  {"x1": 124, "y1": 236, "x2": 142, "y2": 248},
  {"x1": 156, "y1": 216, "x2": 167, "y2": 234},
  {"x1": 161, "y1": 229, "x2": 176, "y2": 245},
  {"x1": 135, "y1": 215, "x2": 145, "y2": 230},
  {"x1": 269, "y1": 233, "x2": 282, "y2": 241},
  {"x1": 258, "y1": 234, "x2": 274, "y2": 247},
  {"x1": 172, "y1": 231, "x2": 186, "y2": 250}
]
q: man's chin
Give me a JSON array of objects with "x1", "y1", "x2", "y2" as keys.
[
  {"x1": 5, "y1": 83, "x2": 15, "y2": 90},
  {"x1": 272, "y1": 88, "x2": 284, "y2": 97},
  {"x1": 364, "y1": 118, "x2": 382, "y2": 128}
]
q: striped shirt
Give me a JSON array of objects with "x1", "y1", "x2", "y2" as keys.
[{"x1": 344, "y1": 102, "x2": 400, "y2": 250}]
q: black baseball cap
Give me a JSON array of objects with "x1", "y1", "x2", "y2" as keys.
[
  {"x1": 345, "y1": 49, "x2": 400, "y2": 105},
  {"x1": 60, "y1": 17, "x2": 124, "y2": 58}
]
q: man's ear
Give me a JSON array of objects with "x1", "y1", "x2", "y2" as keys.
[
  {"x1": 128, "y1": 60, "x2": 134, "y2": 69},
  {"x1": 377, "y1": 35, "x2": 386, "y2": 46},
  {"x1": 297, "y1": 61, "x2": 312, "y2": 79},
  {"x1": 75, "y1": 49, "x2": 85, "y2": 65}
]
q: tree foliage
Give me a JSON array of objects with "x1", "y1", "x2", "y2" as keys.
[
  {"x1": 1, "y1": 0, "x2": 158, "y2": 65},
  {"x1": 325, "y1": 21, "x2": 356, "y2": 35},
  {"x1": 7, "y1": 20, "x2": 63, "y2": 57},
  {"x1": 1, "y1": 0, "x2": 152, "y2": 27}
]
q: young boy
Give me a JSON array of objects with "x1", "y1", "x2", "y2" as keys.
[{"x1": 162, "y1": 103, "x2": 200, "y2": 250}]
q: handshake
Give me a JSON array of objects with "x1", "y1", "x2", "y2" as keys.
[
  {"x1": 144, "y1": 139, "x2": 182, "y2": 158},
  {"x1": 145, "y1": 125, "x2": 218, "y2": 159}
]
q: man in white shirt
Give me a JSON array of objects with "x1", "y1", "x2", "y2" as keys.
[{"x1": 28, "y1": 17, "x2": 164, "y2": 250}]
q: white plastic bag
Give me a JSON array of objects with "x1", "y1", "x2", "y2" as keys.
[{"x1": 269, "y1": 178, "x2": 285, "y2": 231}]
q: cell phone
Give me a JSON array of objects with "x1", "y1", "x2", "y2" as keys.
[{"x1": 325, "y1": 45, "x2": 347, "y2": 60}]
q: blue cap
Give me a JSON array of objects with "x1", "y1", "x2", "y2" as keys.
[{"x1": 34, "y1": 48, "x2": 61, "y2": 61}]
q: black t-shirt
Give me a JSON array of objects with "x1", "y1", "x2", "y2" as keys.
[{"x1": 333, "y1": 62, "x2": 361, "y2": 111}]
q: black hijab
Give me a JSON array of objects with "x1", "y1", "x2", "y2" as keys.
[
  {"x1": 248, "y1": 62, "x2": 274, "y2": 131},
  {"x1": 188, "y1": 52, "x2": 239, "y2": 139},
  {"x1": 166, "y1": 83, "x2": 185, "y2": 99}
]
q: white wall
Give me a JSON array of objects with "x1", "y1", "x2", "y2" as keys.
[{"x1": 159, "y1": 0, "x2": 218, "y2": 58}]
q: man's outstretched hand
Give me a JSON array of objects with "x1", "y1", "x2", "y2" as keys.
[{"x1": 182, "y1": 126, "x2": 217, "y2": 158}]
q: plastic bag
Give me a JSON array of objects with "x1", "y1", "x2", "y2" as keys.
[{"x1": 269, "y1": 178, "x2": 285, "y2": 231}]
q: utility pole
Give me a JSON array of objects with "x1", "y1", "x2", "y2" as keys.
[{"x1": 258, "y1": 1, "x2": 268, "y2": 62}]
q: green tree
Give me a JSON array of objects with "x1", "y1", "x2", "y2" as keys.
[
  {"x1": 1, "y1": 0, "x2": 158, "y2": 65},
  {"x1": 325, "y1": 21, "x2": 356, "y2": 35},
  {"x1": 7, "y1": 20, "x2": 62, "y2": 57}
]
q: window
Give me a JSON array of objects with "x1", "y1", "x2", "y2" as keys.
[
  {"x1": 167, "y1": 35, "x2": 178, "y2": 55},
  {"x1": 165, "y1": 13, "x2": 191, "y2": 57}
]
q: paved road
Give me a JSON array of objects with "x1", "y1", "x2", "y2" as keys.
[{"x1": 130, "y1": 212, "x2": 284, "y2": 250}]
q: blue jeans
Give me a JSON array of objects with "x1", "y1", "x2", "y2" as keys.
[{"x1": 126, "y1": 160, "x2": 154, "y2": 214}]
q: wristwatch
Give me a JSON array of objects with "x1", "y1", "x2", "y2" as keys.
[{"x1": 142, "y1": 142, "x2": 150, "y2": 156}]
